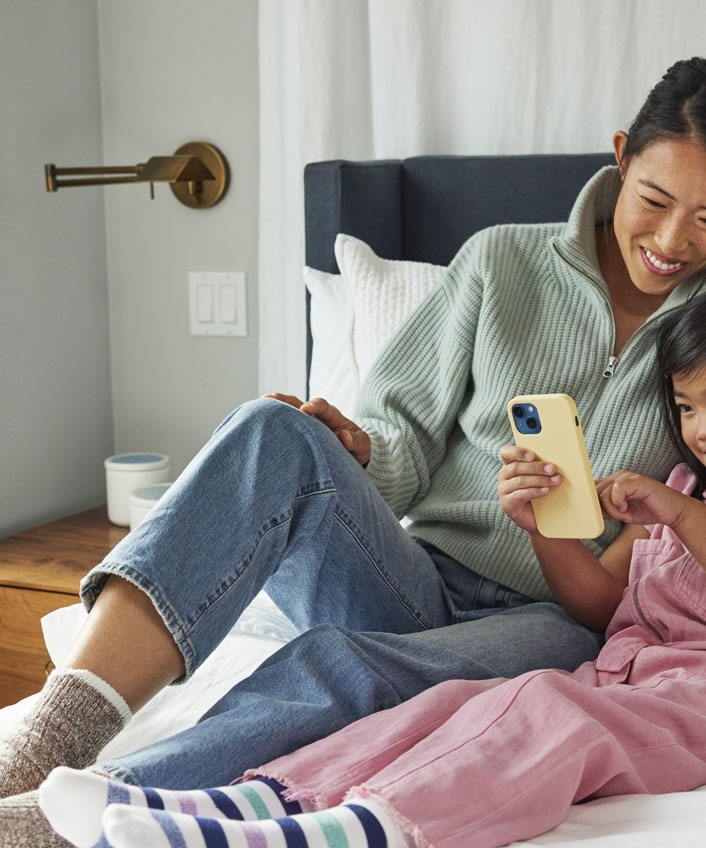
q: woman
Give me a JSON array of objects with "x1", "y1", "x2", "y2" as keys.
[{"x1": 3, "y1": 56, "x2": 706, "y2": 847}]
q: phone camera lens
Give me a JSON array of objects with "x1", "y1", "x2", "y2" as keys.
[
  {"x1": 526, "y1": 417, "x2": 538, "y2": 430},
  {"x1": 512, "y1": 405, "x2": 524, "y2": 418}
]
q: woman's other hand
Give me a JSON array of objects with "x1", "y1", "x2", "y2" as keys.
[{"x1": 264, "y1": 393, "x2": 372, "y2": 466}]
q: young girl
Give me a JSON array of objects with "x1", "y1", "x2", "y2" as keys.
[{"x1": 38, "y1": 293, "x2": 706, "y2": 848}]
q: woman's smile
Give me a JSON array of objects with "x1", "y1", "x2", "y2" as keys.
[{"x1": 640, "y1": 246, "x2": 687, "y2": 276}]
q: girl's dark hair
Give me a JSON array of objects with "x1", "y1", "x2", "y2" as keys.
[
  {"x1": 656, "y1": 294, "x2": 706, "y2": 491},
  {"x1": 622, "y1": 57, "x2": 706, "y2": 163}
]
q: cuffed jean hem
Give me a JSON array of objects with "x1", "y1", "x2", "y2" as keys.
[{"x1": 80, "y1": 563, "x2": 199, "y2": 682}]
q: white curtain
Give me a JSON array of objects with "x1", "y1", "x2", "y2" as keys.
[{"x1": 258, "y1": 0, "x2": 706, "y2": 397}]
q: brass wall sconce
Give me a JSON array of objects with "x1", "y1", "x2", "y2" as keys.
[{"x1": 44, "y1": 141, "x2": 229, "y2": 209}]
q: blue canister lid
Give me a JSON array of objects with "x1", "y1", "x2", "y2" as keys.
[{"x1": 105, "y1": 452, "x2": 170, "y2": 472}]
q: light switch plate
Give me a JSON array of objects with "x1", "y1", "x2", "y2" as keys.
[{"x1": 188, "y1": 272, "x2": 247, "y2": 337}]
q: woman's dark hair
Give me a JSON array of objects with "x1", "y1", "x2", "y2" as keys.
[
  {"x1": 622, "y1": 57, "x2": 706, "y2": 163},
  {"x1": 656, "y1": 294, "x2": 706, "y2": 491}
]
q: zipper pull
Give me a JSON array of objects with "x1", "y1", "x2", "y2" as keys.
[{"x1": 603, "y1": 355, "x2": 619, "y2": 378}]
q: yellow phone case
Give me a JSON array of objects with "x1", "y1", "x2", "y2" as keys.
[{"x1": 507, "y1": 393, "x2": 604, "y2": 539}]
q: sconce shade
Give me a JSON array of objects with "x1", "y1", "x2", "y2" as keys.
[
  {"x1": 138, "y1": 156, "x2": 215, "y2": 183},
  {"x1": 44, "y1": 141, "x2": 229, "y2": 208},
  {"x1": 169, "y1": 142, "x2": 229, "y2": 208}
]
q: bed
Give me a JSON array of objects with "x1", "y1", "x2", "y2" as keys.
[{"x1": 3, "y1": 153, "x2": 706, "y2": 846}]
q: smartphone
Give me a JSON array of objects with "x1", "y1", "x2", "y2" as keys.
[{"x1": 507, "y1": 393, "x2": 604, "y2": 539}]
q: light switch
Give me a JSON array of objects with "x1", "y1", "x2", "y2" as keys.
[
  {"x1": 196, "y1": 284, "x2": 214, "y2": 322},
  {"x1": 219, "y1": 284, "x2": 237, "y2": 323},
  {"x1": 188, "y1": 272, "x2": 247, "y2": 337}
]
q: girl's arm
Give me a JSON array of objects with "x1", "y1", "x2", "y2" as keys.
[
  {"x1": 599, "y1": 469, "x2": 706, "y2": 568},
  {"x1": 498, "y1": 445, "x2": 643, "y2": 631},
  {"x1": 528, "y1": 524, "x2": 644, "y2": 631}
]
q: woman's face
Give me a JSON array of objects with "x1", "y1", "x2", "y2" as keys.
[{"x1": 613, "y1": 133, "x2": 706, "y2": 297}]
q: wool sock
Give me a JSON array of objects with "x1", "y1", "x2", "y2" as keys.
[
  {"x1": 40, "y1": 767, "x2": 312, "y2": 848},
  {"x1": 102, "y1": 797, "x2": 413, "y2": 848},
  {"x1": 0, "y1": 668, "x2": 131, "y2": 799},
  {"x1": 0, "y1": 790, "x2": 71, "y2": 848}
]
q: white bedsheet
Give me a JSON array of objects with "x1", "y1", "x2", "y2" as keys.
[{"x1": 1, "y1": 595, "x2": 705, "y2": 847}]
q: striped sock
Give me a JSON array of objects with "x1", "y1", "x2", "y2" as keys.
[
  {"x1": 102, "y1": 798, "x2": 409, "y2": 848},
  {"x1": 39, "y1": 767, "x2": 309, "y2": 848}
]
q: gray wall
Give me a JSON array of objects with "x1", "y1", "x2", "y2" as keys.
[
  {"x1": 98, "y1": 0, "x2": 260, "y2": 475},
  {"x1": 0, "y1": 2, "x2": 113, "y2": 536},
  {"x1": 0, "y1": 0, "x2": 260, "y2": 537}
]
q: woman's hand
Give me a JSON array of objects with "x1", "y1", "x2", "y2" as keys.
[
  {"x1": 264, "y1": 393, "x2": 372, "y2": 466},
  {"x1": 497, "y1": 445, "x2": 562, "y2": 533}
]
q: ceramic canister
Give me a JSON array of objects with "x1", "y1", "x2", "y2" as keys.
[{"x1": 104, "y1": 452, "x2": 170, "y2": 526}]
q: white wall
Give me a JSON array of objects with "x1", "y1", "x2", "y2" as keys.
[
  {"x1": 0, "y1": 1, "x2": 113, "y2": 536},
  {"x1": 97, "y1": 0, "x2": 260, "y2": 476}
]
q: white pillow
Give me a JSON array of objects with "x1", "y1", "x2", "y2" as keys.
[
  {"x1": 303, "y1": 266, "x2": 358, "y2": 418},
  {"x1": 334, "y1": 233, "x2": 447, "y2": 384},
  {"x1": 304, "y1": 237, "x2": 447, "y2": 418}
]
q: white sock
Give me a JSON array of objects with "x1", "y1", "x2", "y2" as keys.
[
  {"x1": 39, "y1": 766, "x2": 311, "y2": 848},
  {"x1": 102, "y1": 796, "x2": 412, "y2": 848}
]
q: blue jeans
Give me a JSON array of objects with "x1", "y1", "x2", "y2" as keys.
[{"x1": 83, "y1": 399, "x2": 603, "y2": 787}]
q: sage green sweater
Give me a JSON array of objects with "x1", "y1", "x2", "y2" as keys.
[{"x1": 357, "y1": 167, "x2": 706, "y2": 601}]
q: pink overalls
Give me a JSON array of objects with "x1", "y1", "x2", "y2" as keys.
[{"x1": 251, "y1": 465, "x2": 706, "y2": 848}]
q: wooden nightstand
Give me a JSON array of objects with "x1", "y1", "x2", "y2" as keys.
[{"x1": 0, "y1": 507, "x2": 128, "y2": 708}]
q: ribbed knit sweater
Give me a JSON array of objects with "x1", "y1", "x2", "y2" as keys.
[{"x1": 357, "y1": 167, "x2": 706, "y2": 601}]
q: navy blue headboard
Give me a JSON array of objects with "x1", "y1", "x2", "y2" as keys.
[{"x1": 303, "y1": 153, "x2": 614, "y2": 383}]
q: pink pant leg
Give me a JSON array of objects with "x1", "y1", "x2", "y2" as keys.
[
  {"x1": 249, "y1": 678, "x2": 506, "y2": 808},
  {"x1": 347, "y1": 669, "x2": 706, "y2": 848}
]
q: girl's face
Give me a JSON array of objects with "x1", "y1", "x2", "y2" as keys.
[
  {"x1": 673, "y1": 366, "x2": 706, "y2": 468},
  {"x1": 612, "y1": 133, "x2": 706, "y2": 298}
]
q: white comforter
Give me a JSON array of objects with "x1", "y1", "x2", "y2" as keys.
[{"x1": 2, "y1": 594, "x2": 705, "y2": 847}]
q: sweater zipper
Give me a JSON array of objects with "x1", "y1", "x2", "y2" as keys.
[
  {"x1": 602, "y1": 305, "x2": 689, "y2": 379},
  {"x1": 552, "y1": 239, "x2": 704, "y2": 381},
  {"x1": 551, "y1": 240, "x2": 620, "y2": 380},
  {"x1": 602, "y1": 355, "x2": 619, "y2": 379},
  {"x1": 602, "y1": 318, "x2": 680, "y2": 378}
]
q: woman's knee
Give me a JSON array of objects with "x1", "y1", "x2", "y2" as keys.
[
  {"x1": 215, "y1": 399, "x2": 338, "y2": 455},
  {"x1": 213, "y1": 397, "x2": 300, "y2": 437}
]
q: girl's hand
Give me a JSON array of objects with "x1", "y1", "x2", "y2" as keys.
[
  {"x1": 498, "y1": 445, "x2": 563, "y2": 533},
  {"x1": 596, "y1": 470, "x2": 682, "y2": 527},
  {"x1": 264, "y1": 393, "x2": 372, "y2": 466}
]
